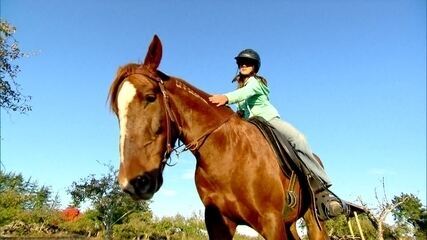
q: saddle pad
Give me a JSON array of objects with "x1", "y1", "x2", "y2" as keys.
[{"x1": 248, "y1": 116, "x2": 305, "y2": 178}]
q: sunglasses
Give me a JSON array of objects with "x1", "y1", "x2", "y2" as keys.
[{"x1": 237, "y1": 59, "x2": 256, "y2": 67}]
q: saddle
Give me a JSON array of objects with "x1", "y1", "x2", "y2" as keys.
[{"x1": 248, "y1": 116, "x2": 320, "y2": 185}]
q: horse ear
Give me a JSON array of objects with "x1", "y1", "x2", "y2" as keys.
[{"x1": 143, "y1": 35, "x2": 163, "y2": 71}]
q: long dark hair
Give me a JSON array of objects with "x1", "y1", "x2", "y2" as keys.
[{"x1": 232, "y1": 73, "x2": 268, "y2": 88}]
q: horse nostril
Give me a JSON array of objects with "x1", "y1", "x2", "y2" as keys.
[
  {"x1": 137, "y1": 175, "x2": 148, "y2": 186},
  {"x1": 131, "y1": 175, "x2": 151, "y2": 192}
]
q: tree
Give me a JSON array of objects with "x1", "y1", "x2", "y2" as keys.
[
  {"x1": 0, "y1": 171, "x2": 60, "y2": 227},
  {"x1": 0, "y1": 19, "x2": 31, "y2": 113},
  {"x1": 326, "y1": 215, "x2": 378, "y2": 239},
  {"x1": 392, "y1": 193, "x2": 427, "y2": 239},
  {"x1": 68, "y1": 163, "x2": 151, "y2": 240},
  {"x1": 61, "y1": 206, "x2": 81, "y2": 222},
  {"x1": 356, "y1": 178, "x2": 412, "y2": 240}
]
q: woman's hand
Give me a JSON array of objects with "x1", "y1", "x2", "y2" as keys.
[{"x1": 209, "y1": 95, "x2": 228, "y2": 107}]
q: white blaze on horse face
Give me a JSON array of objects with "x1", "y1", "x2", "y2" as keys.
[{"x1": 117, "y1": 81, "x2": 137, "y2": 165}]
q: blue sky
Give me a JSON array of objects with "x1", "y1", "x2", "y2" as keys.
[{"x1": 1, "y1": 0, "x2": 425, "y2": 219}]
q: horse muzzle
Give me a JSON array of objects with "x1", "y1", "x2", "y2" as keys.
[{"x1": 121, "y1": 173, "x2": 163, "y2": 200}]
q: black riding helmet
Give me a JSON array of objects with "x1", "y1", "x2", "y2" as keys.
[{"x1": 235, "y1": 49, "x2": 261, "y2": 73}]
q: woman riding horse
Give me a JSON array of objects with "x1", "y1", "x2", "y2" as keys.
[
  {"x1": 209, "y1": 48, "x2": 349, "y2": 221},
  {"x1": 109, "y1": 35, "x2": 333, "y2": 239}
]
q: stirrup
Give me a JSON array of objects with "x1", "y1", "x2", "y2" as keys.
[{"x1": 315, "y1": 190, "x2": 349, "y2": 220}]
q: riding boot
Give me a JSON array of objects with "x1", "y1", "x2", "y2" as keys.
[{"x1": 315, "y1": 189, "x2": 350, "y2": 221}]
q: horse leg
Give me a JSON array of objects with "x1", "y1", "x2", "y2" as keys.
[
  {"x1": 289, "y1": 221, "x2": 301, "y2": 240},
  {"x1": 254, "y1": 212, "x2": 288, "y2": 240},
  {"x1": 204, "y1": 205, "x2": 237, "y2": 239},
  {"x1": 304, "y1": 208, "x2": 329, "y2": 240},
  {"x1": 284, "y1": 223, "x2": 300, "y2": 240},
  {"x1": 288, "y1": 208, "x2": 331, "y2": 240}
]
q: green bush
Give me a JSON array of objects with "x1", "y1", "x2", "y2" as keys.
[{"x1": 59, "y1": 209, "x2": 102, "y2": 237}]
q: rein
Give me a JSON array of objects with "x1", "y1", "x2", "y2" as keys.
[{"x1": 127, "y1": 67, "x2": 231, "y2": 167}]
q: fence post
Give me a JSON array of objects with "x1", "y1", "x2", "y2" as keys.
[
  {"x1": 347, "y1": 219, "x2": 355, "y2": 239},
  {"x1": 354, "y1": 211, "x2": 365, "y2": 240}
]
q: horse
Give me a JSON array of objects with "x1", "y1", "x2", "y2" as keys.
[{"x1": 108, "y1": 35, "x2": 329, "y2": 239}]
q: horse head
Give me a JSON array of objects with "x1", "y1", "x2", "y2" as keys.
[{"x1": 108, "y1": 35, "x2": 176, "y2": 200}]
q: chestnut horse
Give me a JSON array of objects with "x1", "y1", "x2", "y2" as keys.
[{"x1": 108, "y1": 35, "x2": 328, "y2": 239}]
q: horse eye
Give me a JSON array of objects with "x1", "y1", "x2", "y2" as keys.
[{"x1": 145, "y1": 94, "x2": 156, "y2": 102}]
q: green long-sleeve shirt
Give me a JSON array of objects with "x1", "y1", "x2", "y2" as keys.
[{"x1": 225, "y1": 76, "x2": 280, "y2": 121}]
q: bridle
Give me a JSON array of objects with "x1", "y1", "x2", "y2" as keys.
[
  {"x1": 124, "y1": 66, "x2": 232, "y2": 170},
  {"x1": 125, "y1": 67, "x2": 179, "y2": 169}
]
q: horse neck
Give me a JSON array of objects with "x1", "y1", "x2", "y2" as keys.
[{"x1": 166, "y1": 78, "x2": 234, "y2": 145}]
